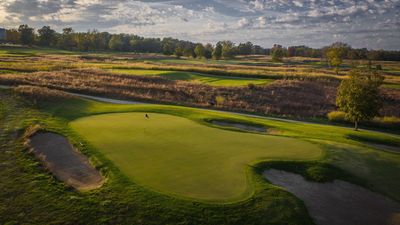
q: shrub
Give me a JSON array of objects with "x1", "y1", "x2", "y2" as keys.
[
  {"x1": 327, "y1": 111, "x2": 347, "y2": 122},
  {"x1": 371, "y1": 116, "x2": 400, "y2": 128},
  {"x1": 247, "y1": 83, "x2": 255, "y2": 90},
  {"x1": 382, "y1": 116, "x2": 400, "y2": 124}
]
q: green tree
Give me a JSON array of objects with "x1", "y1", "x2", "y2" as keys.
[
  {"x1": 204, "y1": 43, "x2": 213, "y2": 59},
  {"x1": 174, "y1": 46, "x2": 183, "y2": 58},
  {"x1": 336, "y1": 69, "x2": 384, "y2": 130},
  {"x1": 221, "y1": 41, "x2": 235, "y2": 59},
  {"x1": 212, "y1": 42, "x2": 222, "y2": 60},
  {"x1": 37, "y1": 26, "x2": 56, "y2": 46},
  {"x1": 271, "y1": 44, "x2": 284, "y2": 62},
  {"x1": 57, "y1": 28, "x2": 77, "y2": 50},
  {"x1": 6, "y1": 29, "x2": 20, "y2": 44},
  {"x1": 326, "y1": 47, "x2": 344, "y2": 75},
  {"x1": 18, "y1": 24, "x2": 35, "y2": 45},
  {"x1": 108, "y1": 35, "x2": 124, "y2": 51},
  {"x1": 237, "y1": 42, "x2": 253, "y2": 55},
  {"x1": 194, "y1": 44, "x2": 205, "y2": 58},
  {"x1": 183, "y1": 46, "x2": 195, "y2": 58}
]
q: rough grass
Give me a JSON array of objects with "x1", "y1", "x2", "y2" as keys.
[{"x1": 70, "y1": 112, "x2": 322, "y2": 202}]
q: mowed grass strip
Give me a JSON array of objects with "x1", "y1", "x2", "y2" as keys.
[
  {"x1": 109, "y1": 69, "x2": 272, "y2": 86},
  {"x1": 70, "y1": 112, "x2": 322, "y2": 202}
]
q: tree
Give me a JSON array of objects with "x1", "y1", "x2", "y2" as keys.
[
  {"x1": 212, "y1": 42, "x2": 222, "y2": 60},
  {"x1": 221, "y1": 41, "x2": 235, "y2": 59},
  {"x1": 6, "y1": 29, "x2": 20, "y2": 44},
  {"x1": 336, "y1": 69, "x2": 384, "y2": 130},
  {"x1": 271, "y1": 44, "x2": 284, "y2": 61},
  {"x1": 174, "y1": 46, "x2": 183, "y2": 58},
  {"x1": 37, "y1": 26, "x2": 56, "y2": 46},
  {"x1": 326, "y1": 42, "x2": 350, "y2": 75},
  {"x1": 57, "y1": 27, "x2": 77, "y2": 50},
  {"x1": 108, "y1": 35, "x2": 124, "y2": 51},
  {"x1": 18, "y1": 24, "x2": 35, "y2": 45},
  {"x1": 326, "y1": 47, "x2": 343, "y2": 75},
  {"x1": 204, "y1": 43, "x2": 213, "y2": 59},
  {"x1": 194, "y1": 44, "x2": 205, "y2": 58},
  {"x1": 237, "y1": 42, "x2": 253, "y2": 55},
  {"x1": 183, "y1": 46, "x2": 195, "y2": 58}
]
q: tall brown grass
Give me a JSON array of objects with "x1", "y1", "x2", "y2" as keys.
[{"x1": 1, "y1": 69, "x2": 399, "y2": 118}]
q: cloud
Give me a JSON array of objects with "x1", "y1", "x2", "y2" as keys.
[
  {"x1": 0, "y1": 0, "x2": 398, "y2": 49},
  {"x1": 237, "y1": 17, "x2": 252, "y2": 28}
]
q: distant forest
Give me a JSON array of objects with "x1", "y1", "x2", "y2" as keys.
[{"x1": 2, "y1": 24, "x2": 400, "y2": 61}]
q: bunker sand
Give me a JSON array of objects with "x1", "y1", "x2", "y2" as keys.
[
  {"x1": 28, "y1": 133, "x2": 104, "y2": 191},
  {"x1": 264, "y1": 169, "x2": 400, "y2": 225},
  {"x1": 211, "y1": 120, "x2": 267, "y2": 133}
]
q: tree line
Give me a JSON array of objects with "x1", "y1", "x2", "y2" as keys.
[{"x1": 4, "y1": 24, "x2": 400, "y2": 61}]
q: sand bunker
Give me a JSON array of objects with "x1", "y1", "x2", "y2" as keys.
[
  {"x1": 28, "y1": 132, "x2": 104, "y2": 191},
  {"x1": 264, "y1": 169, "x2": 400, "y2": 225},
  {"x1": 367, "y1": 143, "x2": 400, "y2": 153},
  {"x1": 211, "y1": 120, "x2": 267, "y2": 133}
]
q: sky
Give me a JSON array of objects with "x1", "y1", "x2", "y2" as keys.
[{"x1": 0, "y1": 0, "x2": 399, "y2": 50}]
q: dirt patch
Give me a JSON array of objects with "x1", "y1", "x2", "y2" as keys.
[
  {"x1": 211, "y1": 120, "x2": 267, "y2": 133},
  {"x1": 28, "y1": 132, "x2": 104, "y2": 191},
  {"x1": 264, "y1": 169, "x2": 400, "y2": 225}
]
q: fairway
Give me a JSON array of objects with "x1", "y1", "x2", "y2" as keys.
[
  {"x1": 109, "y1": 69, "x2": 271, "y2": 86},
  {"x1": 71, "y1": 112, "x2": 322, "y2": 201}
]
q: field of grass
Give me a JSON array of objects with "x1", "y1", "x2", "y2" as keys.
[
  {"x1": 1, "y1": 46, "x2": 400, "y2": 88},
  {"x1": 71, "y1": 113, "x2": 321, "y2": 201},
  {"x1": 1, "y1": 87, "x2": 400, "y2": 224},
  {"x1": 109, "y1": 69, "x2": 272, "y2": 86}
]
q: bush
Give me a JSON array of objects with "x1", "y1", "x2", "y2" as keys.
[
  {"x1": 14, "y1": 85, "x2": 76, "y2": 103},
  {"x1": 247, "y1": 83, "x2": 255, "y2": 90},
  {"x1": 382, "y1": 116, "x2": 400, "y2": 124},
  {"x1": 371, "y1": 116, "x2": 400, "y2": 128},
  {"x1": 327, "y1": 111, "x2": 347, "y2": 122}
]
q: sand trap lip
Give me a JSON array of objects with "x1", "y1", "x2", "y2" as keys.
[
  {"x1": 210, "y1": 120, "x2": 267, "y2": 133},
  {"x1": 263, "y1": 169, "x2": 400, "y2": 225},
  {"x1": 28, "y1": 132, "x2": 104, "y2": 191}
]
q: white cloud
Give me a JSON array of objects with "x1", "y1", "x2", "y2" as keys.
[{"x1": 237, "y1": 17, "x2": 251, "y2": 28}]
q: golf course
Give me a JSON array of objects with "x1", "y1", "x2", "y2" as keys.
[
  {"x1": 1, "y1": 44, "x2": 400, "y2": 224},
  {"x1": 1, "y1": 84, "x2": 400, "y2": 224},
  {"x1": 1, "y1": 0, "x2": 400, "y2": 221}
]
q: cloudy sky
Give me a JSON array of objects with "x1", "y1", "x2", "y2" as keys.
[{"x1": 0, "y1": 0, "x2": 399, "y2": 49}]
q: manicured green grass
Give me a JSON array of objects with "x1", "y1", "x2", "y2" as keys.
[
  {"x1": 0, "y1": 46, "x2": 74, "y2": 56},
  {"x1": 71, "y1": 113, "x2": 321, "y2": 201},
  {"x1": 109, "y1": 69, "x2": 272, "y2": 86}
]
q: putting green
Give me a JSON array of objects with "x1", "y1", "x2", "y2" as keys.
[{"x1": 71, "y1": 113, "x2": 322, "y2": 201}]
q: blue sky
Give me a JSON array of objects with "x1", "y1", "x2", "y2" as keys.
[{"x1": 0, "y1": 0, "x2": 399, "y2": 49}]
